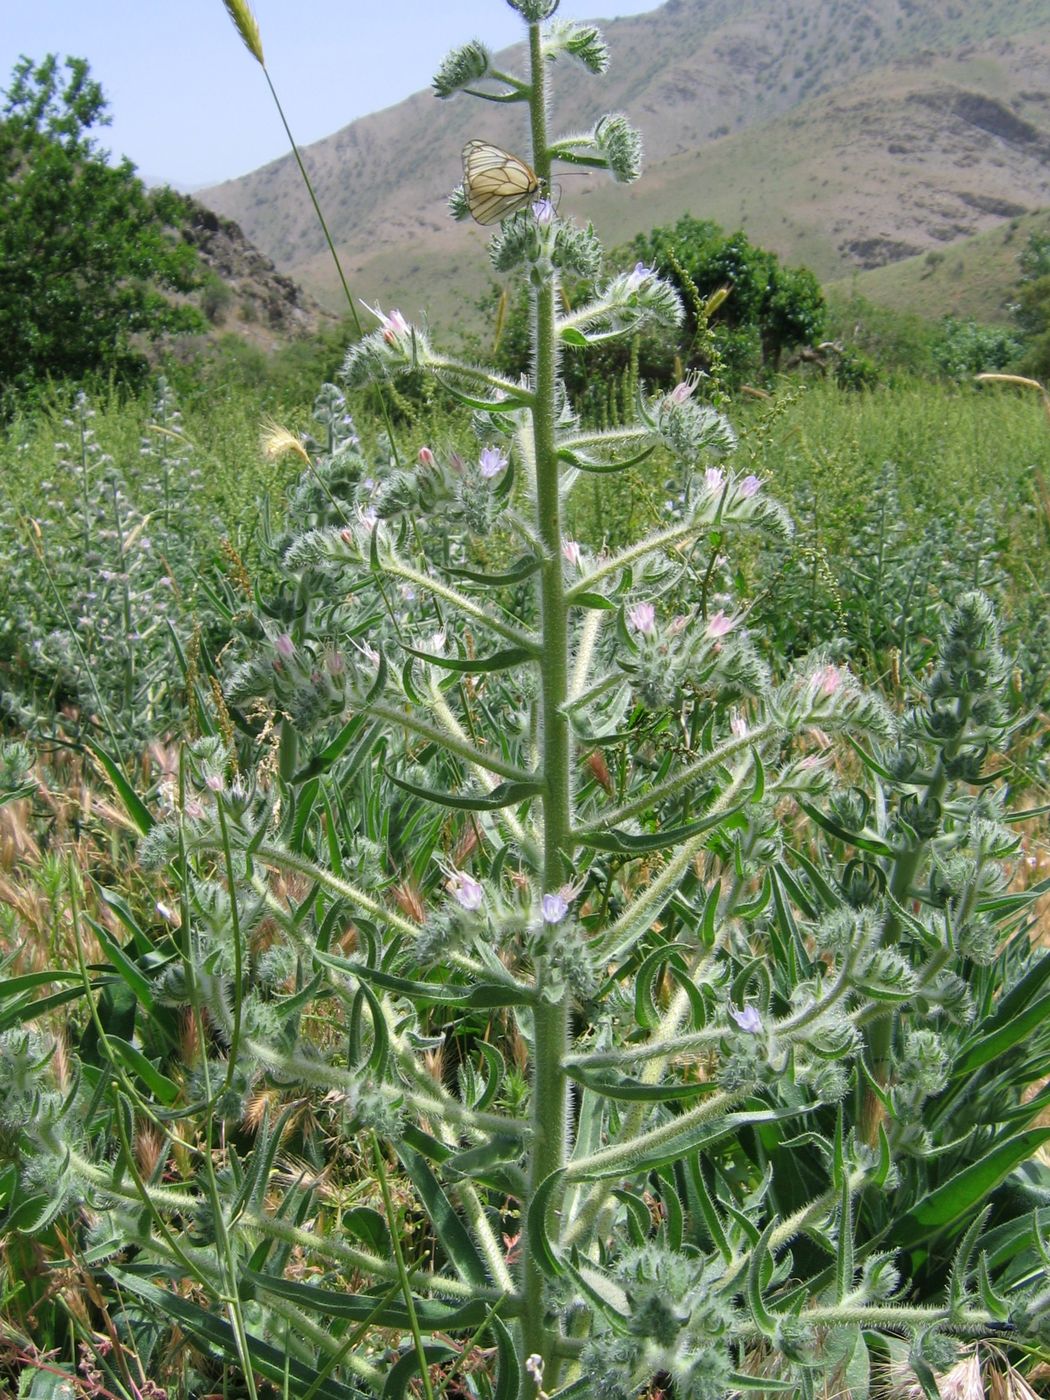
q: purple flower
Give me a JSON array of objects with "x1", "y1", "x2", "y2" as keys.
[
  {"x1": 628, "y1": 601, "x2": 656, "y2": 636},
  {"x1": 452, "y1": 873, "x2": 485, "y2": 912},
  {"x1": 479, "y1": 445, "x2": 508, "y2": 479},
  {"x1": 739, "y1": 474, "x2": 762, "y2": 498},
  {"x1": 275, "y1": 633, "x2": 296, "y2": 660},
  {"x1": 625, "y1": 261, "x2": 654, "y2": 293},
  {"x1": 532, "y1": 197, "x2": 555, "y2": 225},
  {"x1": 730, "y1": 1004, "x2": 763, "y2": 1034},
  {"x1": 542, "y1": 892, "x2": 570, "y2": 925},
  {"x1": 704, "y1": 466, "x2": 726, "y2": 493}
]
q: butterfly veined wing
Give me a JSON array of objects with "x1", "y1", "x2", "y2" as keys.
[{"x1": 462, "y1": 139, "x2": 540, "y2": 225}]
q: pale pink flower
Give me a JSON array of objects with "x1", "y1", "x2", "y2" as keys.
[
  {"x1": 358, "y1": 505, "x2": 379, "y2": 531},
  {"x1": 669, "y1": 378, "x2": 698, "y2": 405},
  {"x1": 352, "y1": 638, "x2": 381, "y2": 666},
  {"x1": 429, "y1": 630, "x2": 447, "y2": 655},
  {"x1": 275, "y1": 633, "x2": 295, "y2": 659},
  {"x1": 706, "y1": 610, "x2": 735, "y2": 638},
  {"x1": 739, "y1": 474, "x2": 762, "y2": 497},
  {"x1": 628, "y1": 601, "x2": 656, "y2": 636},
  {"x1": 814, "y1": 664, "x2": 842, "y2": 696},
  {"x1": 479, "y1": 445, "x2": 508, "y2": 479},
  {"x1": 562, "y1": 539, "x2": 583, "y2": 568},
  {"x1": 417, "y1": 446, "x2": 436, "y2": 467},
  {"x1": 362, "y1": 301, "x2": 410, "y2": 343},
  {"x1": 730, "y1": 713, "x2": 748, "y2": 739},
  {"x1": 704, "y1": 466, "x2": 726, "y2": 492}
]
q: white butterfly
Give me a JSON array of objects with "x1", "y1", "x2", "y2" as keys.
[{"x1": 462, "y1": 139, "x2": 540, "y2": 225}]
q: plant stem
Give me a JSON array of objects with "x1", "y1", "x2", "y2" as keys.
[{"x1": 519, "y1": 19, "x2": 573, "y2": 1388}]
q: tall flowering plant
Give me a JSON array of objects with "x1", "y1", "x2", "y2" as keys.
[{"x1": 4, "y1": 3, "x2": 1050, "y2": 1398}]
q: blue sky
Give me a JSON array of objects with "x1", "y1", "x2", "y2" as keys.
[{"x1": 1, "y1": 1, "x2": 661, "y2": 189}]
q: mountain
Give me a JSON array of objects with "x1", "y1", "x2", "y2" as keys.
[{"x1": 199, "y1": 0, "x2": 1050, "y2": 329}]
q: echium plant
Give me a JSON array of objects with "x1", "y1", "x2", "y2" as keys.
[
  {"x1": 6, "y1": 5, "x2": 1050, "y2": 1399},
  {"x1": 1, "y1": 382, "x2": 205, "y2": 751}
]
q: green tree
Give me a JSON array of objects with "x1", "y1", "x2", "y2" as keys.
[
  {"x1": 628, "y1": 214, "x2": 826, "y2": 375},
  {"x1": 0, "y1": 54, "x2": 204, "y2": 399}
]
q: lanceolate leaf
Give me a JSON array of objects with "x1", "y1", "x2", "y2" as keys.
[
  {"x1": 109, "y1": 1270, "x2": 362, "y2": 1400},
  {"x1": 386, "y1": 771, "x2": 542, "y2": 811},
  {"x1": 565, "y1": 1063, "x2": 721, "y2": 1102},
  {"x1": 442, "y1": 554, "x2": 541, "y2": 586},
  {"x1": 898, "y1": 1127, "x2": 1050, "y2": 1234},
  {"x1": 578, "y1": 806, "x2": 732, "y2": 854},
  {"x1": 81, "y1": 736, "x2": 154, "y2": 834},
  {"x1": 244, "y1": 1270, "x2": 499, "y2": 1330},
  {"x1": 396, "y1": 1145, "x2": 491, "y2": 1288},
  {"x1": 402, "y1": 643, "x2": 534, "y2": 674}
]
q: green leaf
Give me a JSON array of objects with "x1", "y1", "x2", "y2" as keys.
[
  {"x1": 491, "y1": 1314, "x2": 521, "y2": 1400},
  {"x1": 107, "y1": 1036, "x2": 179, "y2": 1105},
  {"x1": 342, "y1": 1206, "x2": 390, "y2": 1255},
  {"x1": 796, "y1": 799, "x2": 893, "y2": 856},
  {"x1": 383, "y1": 1345, "x2": 458, "y2": 1399},
  {"x1": 746, "y1": 1221, "x2": 779, "y2": 1337},
  {"x1": 85, "y1": 918, "x2": 155, "y2": 1009},
  {"x1": 900, "y1": 1127, "x2": 1050, "y2": 1233},
  {"x1": 293, "y1": 714, "x2": 379, "y2": 783},
  {"x1": 401, "y1": 644, "x2": 534, "y2": 674},
  {"x1": 245, "y1": 1270, "x2": 494, "y2": 1330},
  {"x1": 579, "y1": 806, "x2": 733, "y2": 855},
  {"x1": 560, "y1": 443, "x2": 656, "y2": 474},
  {"x1": 442, "y1": 554, "x2": 541, "y2": 586},
  {"x1": 527, "y1": 1169, "x2": 567, "y2": 1279},
  {"x1": 386, "y1": 771, "x2": 542, "y2": 811},
  {"x1": 577, "y1": 1105, "x2": 817, "y2": 1180},
  {"x1": 570, "y1": 590, "x2": 618, "y2": 610},
  {"x1": 565, "y1": 1063, "x2": 720, "y2": 1102},
  {"x1": 396, "y1": 1145, "x2": 490, "y2": 1288},
  {"x1": 317, "y1": 950, "x2": 534, "y2": 1009},
  {"x1": 109, "y1": 1270, "x2": 365, "y2": 1400},
  {"x1": 81, "y1": 736, "x2": 153, "y2": 835}
]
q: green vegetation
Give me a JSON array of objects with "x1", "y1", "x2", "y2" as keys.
[
  {"x1": 1, "y1": 10, "x2": 1050, "y2": 1400},
  {"x1": 628, "y1": 214, "x2": 827, "y2": 374},
  {"x1": 0, "y1": 55, "x2": 204, "y2": 403}
]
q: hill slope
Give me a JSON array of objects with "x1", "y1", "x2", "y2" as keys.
[{"x1": 200, "y1": 0, "x2": 1050, "y2": 328}]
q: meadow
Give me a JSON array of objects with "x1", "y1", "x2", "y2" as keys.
[
  {"x1": 2, "y1": 2, "x2": 1050, "y2": 1396},
  {"x1": 2, "y1": 362, "x2": 1049, "y2": 1399}
]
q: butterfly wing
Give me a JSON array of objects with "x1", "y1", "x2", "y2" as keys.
[{"x1": 463, "y1": 140, "x2": 539, "y2": 225}]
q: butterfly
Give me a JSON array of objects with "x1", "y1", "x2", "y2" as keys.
[{"x1": 462, "y1": 139, "x2": 540, "y2": 225}]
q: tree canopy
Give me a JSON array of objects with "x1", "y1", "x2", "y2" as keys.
[
  {"x1": 627, "y1": 214, "x2": 827, "y2": 374},
  {"x1": 0, "y1": 54, "x2": 204, "y2": 399}
]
